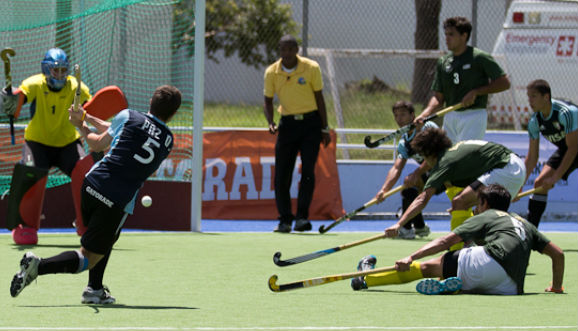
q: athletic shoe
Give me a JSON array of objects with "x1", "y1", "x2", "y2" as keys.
[
  {"x1": 351, "y1": 255, "x2": 376, "y2": 291},
  {"x1": 273, "y1": 222, "x2": 292, "y2": 233},
  {"x1": 293, "y1": 219, "x2": 312, "y2": 232},
  {"x1": 398, "y1": 227, "x2": 416, "y2": 239},
  {"x1": 416, "y1": 277, "x2": 462, "y2": 295},
  {"x1": 81, "y1": 286, "x2": 116, "y2": 304},
  {"x1": 12, "y1": 225, "x2": 38, "y2": 245},
  {"x1": 10, "y1": 252, "x2": 40, "y2": 297},
  {"x1": 415, "y1": 224, "x2": 431, "y2": 238}
]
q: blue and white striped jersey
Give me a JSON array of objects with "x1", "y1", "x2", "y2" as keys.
[
  {"x1": 527, "y1": 99, "x2": 578, "y2": 149},
  {"x1": 397, "y1": 121, "x2": 439, "y2": 163}
]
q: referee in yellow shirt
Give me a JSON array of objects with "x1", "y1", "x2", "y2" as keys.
[{"x1": 263, "y1": 35, "x2": 331, "y2": 233}]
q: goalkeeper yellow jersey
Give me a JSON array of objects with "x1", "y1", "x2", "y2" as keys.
[{"x1": 20, "y1": 74, "x2": 91, "y2": 147}]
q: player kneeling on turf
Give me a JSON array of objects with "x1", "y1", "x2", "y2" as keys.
[
  {"x1": 351, "y1": 184, "x2": 565, "y2": 295},
  {"x1": 10, "y1": 85, "x2": 181, "y2": 304}
]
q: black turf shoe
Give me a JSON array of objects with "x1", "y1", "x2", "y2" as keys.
[
  {"x1": 273, "y1": 222, "x2": 292, "y2": 233},
  {"x1": 293, "y1": 219, "x2": 312, "y2": 232},
  {"x1": 351, "y1": 255, "x2": 376, "y2": 291},
  {"x1": 10, "y1": 252, "x2": 40, "y2": 297}
]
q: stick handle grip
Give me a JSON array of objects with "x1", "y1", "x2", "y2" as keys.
[{"x1": 515, "y1": 187, "x2": 543, "y2": 199}]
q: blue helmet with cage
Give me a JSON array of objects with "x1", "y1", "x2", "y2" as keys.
[{"x1": 41, "y1": 48, "x2": 69, "y2": 91}]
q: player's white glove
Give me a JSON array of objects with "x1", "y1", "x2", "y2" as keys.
[{"x1": 1, "y1": 88, "x2": 18, "y2": 116}]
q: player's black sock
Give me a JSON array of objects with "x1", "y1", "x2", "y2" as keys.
[
  {"x1": 528, "y1": 194, "x2": 547, "y2": 228},
  {"x1": 402, "y1": 187, "x2": 425, "y2": 228},
  {"x1": 88, "y1": 250, "x2": 111, "y2": 290},
  {"x1": 38, "y1": 250, "x2": 81, "y2": 275}
]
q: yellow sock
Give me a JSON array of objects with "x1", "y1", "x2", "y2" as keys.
[
  {"x1": 445, "y1": 186, "x2": 463, "y2": 201},
  {"x1": 449, "y1": 209, "x2": 473, "y2": 251},
  {"x1": 365, "y1": 262, "x2": 423, "y2": 287}
]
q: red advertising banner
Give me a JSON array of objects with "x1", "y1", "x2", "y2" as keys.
[{"x1": 153, "y1": 130, "x2": 344, "y2": 220}]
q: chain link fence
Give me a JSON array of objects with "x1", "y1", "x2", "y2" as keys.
[
  {"x1": 202, "y1": 0, "x2": 529, "y2": 159},
  {"x1": 206, "y1": 0, "x2": 510, "y2": 121}
]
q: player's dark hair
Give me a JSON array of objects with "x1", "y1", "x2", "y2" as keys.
[
  {"x1": 150, "y1": 85, "x2": 181, "y2": 122},
  {"x1": 410, "y1": 127, "x2": 452, "y2": 158},
  {"x1": 392, "y1": 101, "x2": 414, "y2": 114},
  {"x1": 444, "y1": 16, "x2": 472, "y2": 42},
  {"x1": 279, "y1": 34, "x2": 298, "y2": 48},
  {"x1": 527, "y1": 79, "x2": 551, "y2": 98},
  {"x1": 478, "y1": 184, "x2": 511, "y2": 212}
]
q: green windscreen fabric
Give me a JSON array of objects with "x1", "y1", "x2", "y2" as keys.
[{"x1": 0, "y1": 0, "x2": 194, "y2": 194}]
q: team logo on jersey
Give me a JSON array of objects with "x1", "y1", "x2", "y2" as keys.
[
  {"x1": 539, "y1": 125, "x2": 546, "y2": 131},
  {"x1": 553, "y1": 121, "x2": 561, "y2": 130},
  {"x1": 463, "y1": 64, "x2": 471, "y2": 70},
  {"x1": 298, "y1": 77, "x2": 306, "y2": 85},
  {"x1": 444, "y1": 59, "x2": 453, "y2": 72}
]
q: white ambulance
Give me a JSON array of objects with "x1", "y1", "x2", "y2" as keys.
[{"x1": 490, "y1": 0, "x2": 578, "y2": 128}]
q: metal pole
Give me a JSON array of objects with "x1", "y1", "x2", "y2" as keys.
[
  {"x1": 471, "y1": 0, "x2": 478, "y2": 47},
  {"x1": 191, "y1": 0, "x2": 206, "y2": 232},
  {"x1": 302, "y1": 0, "x2": 309, "y2": 57}
]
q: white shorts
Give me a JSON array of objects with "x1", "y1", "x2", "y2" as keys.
[
  {"x1": 457, "y1": 246, "x2": 517, "y2": 295},
  {"x1": 443, "y1": 108, "x2": 487, "y2": 143},
  {"x1": 477, "y1": 153, "x2": 526, "y2": 200}
]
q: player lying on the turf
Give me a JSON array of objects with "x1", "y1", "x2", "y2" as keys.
[
  {"x1": 351, "y1": 184, "x2": 565, "y2": 295},
  {"x1": 9, "y1": 85, "x2": 181, "y2": 304}
]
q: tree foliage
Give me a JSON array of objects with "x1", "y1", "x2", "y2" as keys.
[{"x1": 174, "y1": 0, "x2": 299, "y2": 68}]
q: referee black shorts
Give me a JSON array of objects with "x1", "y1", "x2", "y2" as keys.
[{"x1": 80, "y1": 181, "x2": 127, "y2": 255}]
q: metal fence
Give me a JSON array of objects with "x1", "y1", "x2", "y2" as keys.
[
  {"x1": 205, "y1": 0, "x2": 511, "y2": 118},
  {"x1": 202, "y1": 0, "x2": 533, "y2": 159}
]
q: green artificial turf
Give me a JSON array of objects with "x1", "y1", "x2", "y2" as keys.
[{"x1": 1, "y1": 231, "x2": 576, "y2": 330}]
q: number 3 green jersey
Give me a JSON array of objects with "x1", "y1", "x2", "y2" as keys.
[{"x1": 432, "y1": 46, "x2": 506, "y2": 111}]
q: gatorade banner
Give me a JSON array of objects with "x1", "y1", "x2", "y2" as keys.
[{"x1": 152, "y1": 130, "x2": 344, "y2": 220}]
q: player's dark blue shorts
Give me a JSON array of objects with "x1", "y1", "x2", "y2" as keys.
[
  {"x1": 80, "y1": 181, "x2": 127, "y2": 255},
  {"x1": 547, "y1": 148, "x2": 578, "y2": 180}
]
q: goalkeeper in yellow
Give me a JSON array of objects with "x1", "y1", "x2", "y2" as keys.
[
  {"x1": 1, "y1": 48, "x2": 91, "y2": 244},
  {"x1": 351, "y1": 184, "x2": 565, "y2": 295}
]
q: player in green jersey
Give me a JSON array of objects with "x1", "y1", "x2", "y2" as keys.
[
  {"x1": 385, "y1": 128, "x2": 525, "y2": 250},
  {"x1": 415, "y1": 16, "x2": 510, "y2": 143},
  {"x1": 351, "y1": 184, "x2": 564, "y2": 295}
]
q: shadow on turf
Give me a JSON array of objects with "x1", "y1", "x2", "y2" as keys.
[{"x1": 21, "y1": 304, "x2": 198, "y2": 312}]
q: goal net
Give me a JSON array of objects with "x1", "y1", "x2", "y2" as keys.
[{"x1": 0, "y1": 0, "x2": 194, "y2": 195}]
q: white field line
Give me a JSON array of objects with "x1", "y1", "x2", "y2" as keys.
[{"x1": 0, "y1": 326, "x2": 576, "y2": 330}]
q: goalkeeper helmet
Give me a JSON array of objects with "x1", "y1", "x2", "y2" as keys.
[{"x1": 41, "y1": 48, "x2": 69, "y2": 91}]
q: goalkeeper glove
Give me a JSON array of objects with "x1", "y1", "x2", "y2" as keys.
[{"x1": 1, "y1": 87, "x2": 18, "y2": 116}]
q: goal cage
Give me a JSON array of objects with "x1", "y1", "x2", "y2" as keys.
[{"x1": 0, "y1": 0, "x2": 197, "y2": 196}]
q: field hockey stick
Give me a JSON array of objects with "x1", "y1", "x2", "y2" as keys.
[
  {"x1": 268, "y1": 264, "x2": 396, "y2": 292},
  {"x1": 73, "y1": 64, "x2": 81, "y2": 112},
  {"x1": 515, "y1": 186, "x2": 544, "y2": 199},
  {"x1": 364, "y1": 103, "x2": 463, "y2": 148},
  {"x1": 274, "y1": 232, "x2": 387, "y2": 267},
  {"x1": 318, "y1": 185, "x2": 404, "y2": 234},
  {"x1": 1, "y1": 48, "x2": 16, "y2": 145}
]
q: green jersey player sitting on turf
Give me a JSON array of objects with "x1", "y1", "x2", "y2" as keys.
[
  {"x1": 374, "y1": 101, "x2": 438, "y2": 239},
  {"x1": 351, "y1": 184, "x2": 565, "y2": 295},
  {"x1": 385, "y1": 127, "x2": 526, "y2": 251},
  {"x1": 9, "y1": 85, "x2": 181, "y2": 304}
]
